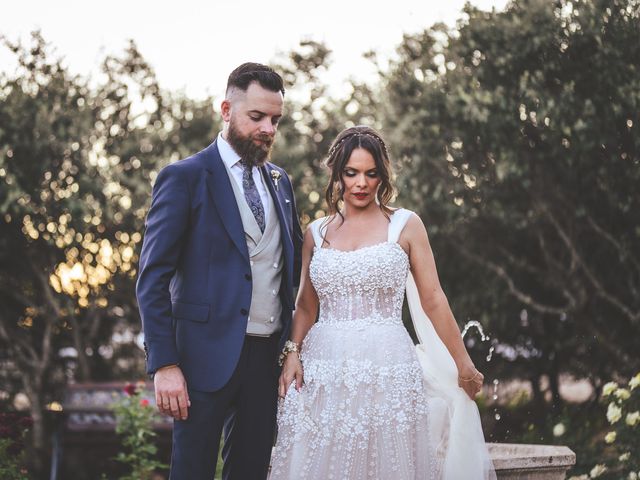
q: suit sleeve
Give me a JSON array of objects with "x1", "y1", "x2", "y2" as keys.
[{"x1": 136, "y1": 164, "x2": 190, "y2": 374}]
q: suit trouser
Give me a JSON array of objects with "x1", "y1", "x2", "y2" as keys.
[{"x1": 169, "y1": 334, "x2": 280, "y2": 480}]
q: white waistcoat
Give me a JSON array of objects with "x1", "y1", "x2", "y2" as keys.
[{"x1": 224, "y1": 162, "x2": 284, "y2": 335}]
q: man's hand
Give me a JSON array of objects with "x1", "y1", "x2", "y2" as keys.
[{"x1": 154, "y1": 365, "x2": 190, "y2": 420}]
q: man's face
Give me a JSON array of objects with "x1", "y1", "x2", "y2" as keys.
[{"x1": 222, "y1": 82, "x2": 284, "y2": 167}]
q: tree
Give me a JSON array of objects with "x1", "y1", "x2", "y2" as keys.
[
  {"x1": 383, "y1": 0, "x2": 640, "y2": 405},
  {"x1": 272, "y1": 39, "x2": 385, "y2": 228},
  {"x1": 0, "y1": 32, "x2": 216, "y2": 471}
]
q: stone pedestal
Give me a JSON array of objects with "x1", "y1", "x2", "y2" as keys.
[{"x1": 489, "y1": 443, "x2": 576, "y2": 479}]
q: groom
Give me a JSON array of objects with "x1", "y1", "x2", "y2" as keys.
[{"x1": 136, "y1": 62, "x2": 302, "y2": 479}]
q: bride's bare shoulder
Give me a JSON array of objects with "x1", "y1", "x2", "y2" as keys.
[{"x1": 396, "y1": 210, "x2": 431, "y2": 245}]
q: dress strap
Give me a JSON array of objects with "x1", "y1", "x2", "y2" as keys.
[
  {"x1": 309, "y1": 217, "x2": 328, "y2": 247},
  {"x1": 387, "y1": 208, "x2": 413, "y2": 243}
]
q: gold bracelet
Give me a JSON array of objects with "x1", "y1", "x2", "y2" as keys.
[
  {"x1": 458, "y1": 369, "x2": 482, "y2": 383},
  {"x1": 278, "y1": 340, "x2": 301, "y2": 367}
]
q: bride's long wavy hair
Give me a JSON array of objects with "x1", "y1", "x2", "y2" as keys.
[{"x1": 324, "y1": 125, "x2": 396, "y2": 222}]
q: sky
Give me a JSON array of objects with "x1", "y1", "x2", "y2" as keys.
[{"x1": 1, "y1": 0, "x2": 509, "y2": 101}]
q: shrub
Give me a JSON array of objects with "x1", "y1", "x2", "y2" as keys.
[
  {"x1": 112, "y1": 382, "x2": 167, "y2": 480},
  {"x1": 569, "y1": 372, "x2": 640, "y2": 479},
  {"x1": 0, "y1": 412, "x2": 32, "y2": 480}
]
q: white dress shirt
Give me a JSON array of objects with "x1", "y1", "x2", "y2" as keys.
[{"x1": 217, "y1": 132, "x2": 271, "y2": 221}]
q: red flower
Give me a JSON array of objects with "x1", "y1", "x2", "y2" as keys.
[
  {"x1": 123, "y1": 383, "x2": 137, "y2": 396},
  {"x1": 139, "y1": 398, "x2": 150, "y2": 407}
]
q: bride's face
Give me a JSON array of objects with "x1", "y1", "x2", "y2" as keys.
[{"x1": 342, "y1": 148, "x2": 381, "y2": 208}]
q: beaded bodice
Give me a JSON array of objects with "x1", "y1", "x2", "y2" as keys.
[{"x1": 309, "y1": 235, "x2": 410, "y2": 326}]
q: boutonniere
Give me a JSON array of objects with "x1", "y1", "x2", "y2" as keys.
[{"x1": 270, "y1": 169, "x2": 282, "y2": 191}]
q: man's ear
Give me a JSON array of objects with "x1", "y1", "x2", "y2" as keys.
[{"x1": 220, "y1": 99, "x2": 232, "y2": 122}]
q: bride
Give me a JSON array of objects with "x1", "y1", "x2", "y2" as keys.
[{"x1": 270, "y1": 126, "x2": 495, "y2": 479}]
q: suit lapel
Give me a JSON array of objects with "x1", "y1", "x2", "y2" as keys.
[
  {"x1": 260, "y1": 164, "x2": 293, "y2": 297},
  {"x1": 260, "y1": 164, "x2": 293, "y2": 247},
  {"x1": 203, "y1": 141, "x2": 249, "y2": 263}
]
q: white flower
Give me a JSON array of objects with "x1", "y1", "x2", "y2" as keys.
[
  {"x1": 602, "y1": 381, "x2": 618, "y2": 396},
  {"x1": 626, "y1": 411, "x2": 640, "y2": 426},
  {"x1": 270, "y1": 169, "x2": 282, "y2": 190},
  {"x1": 628, "y1": 472, "x2": 638, "y2": 480},
  {"x1": 604, "y1": 431, "x2": 617, "y2": 443},
  {"x1": 553, "y1": 422, "x2": 566, "y2": 437},
  {"x1": 619, "y1": 452, "x2": 631, "y2": 462},
  {"x1": 590, "y1": 464, "x2": 607, "y2": 478},
  {"x1": 629, "y1": 373, "x2": 640, "y2": 391},
  {"x1": 615, "y1": 388, "x2": 631, "y2": 401},
  {"x1": 607, "y1": 402, "x2": 622, "y2": 424}
]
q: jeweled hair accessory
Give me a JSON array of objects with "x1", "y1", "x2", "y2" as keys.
[{"x1": 328, "y1": 131, "x2": 388, "y2": 158}]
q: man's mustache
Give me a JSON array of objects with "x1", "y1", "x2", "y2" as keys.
[{"x1": 254, "y1": 134, "x2": 273, "y2": 145}]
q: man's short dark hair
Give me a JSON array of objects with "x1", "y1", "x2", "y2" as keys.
[{"x1": 226, "y1": 62, "x2": 285, "y2": 96}]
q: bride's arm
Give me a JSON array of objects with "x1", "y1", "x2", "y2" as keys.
[
  {"x1": 278, "y1": 228, "x2": 319, "y2": 398},
  {"x1": 402, "y1": 213, "x2": 484, "y2": 399}
]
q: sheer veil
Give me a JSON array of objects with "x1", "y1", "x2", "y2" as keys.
[{"x1": 406, "y1": 272, "x2": 497, "y2": 479}]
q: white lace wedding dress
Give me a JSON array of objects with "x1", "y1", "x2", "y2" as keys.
[{"x1": 270, "y1": 209, "x2": 495, "y2": 480}]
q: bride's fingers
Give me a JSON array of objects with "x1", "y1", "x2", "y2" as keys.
[
  {"x1": 280, "y1": 370, "x2": 298, "y2": 398},
  {"x1": 461, "y1": 382, "x2": 477, "y2": 400},
  {"x1": 472, "y1": 380, "x2": 483, "y2": 398},
  {"x1": 278, "y1": 375, "x2": 287, "y2": 398},
  {"x1": 465, "y1": 385, "x2": 474, "y2": 400},
  {"x1": 295, "y1": 370, "x2": 303, "y2": 391},
  {"x1": 458, "y1": 370, "x2": 484, "y2": 399}
]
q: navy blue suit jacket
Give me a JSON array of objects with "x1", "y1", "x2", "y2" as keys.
[{"x1": 136, "y1": 140, "x2": 303, "y2": 391}]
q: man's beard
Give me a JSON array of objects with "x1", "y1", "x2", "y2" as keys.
[{"x1": 227, "y1": 118, "x2": 274, "y2": 168}]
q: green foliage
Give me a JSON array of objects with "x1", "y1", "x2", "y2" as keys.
[
  {"x1": 0, "y1": 413, "x2": 31, "y2": 479},
  {"x1": 578, "y1": 373, "x2": 640, "y2": 479},
  {"x1": 525, "y1": 405, "x2": 603, "y2": 473},
  {"x1": 0, "y1": 31, "x2": 216, "y2": 467},
  {"x1": 0, "y1": 440, "x2": 29, "y2": 480},
  {"x1": 382, "y1": 0, "x2": 640, "y2": 397},
  {"x1": 215, "y1": 444, "x2": 223, "y2": 479},
  {"x1": 271, "y1": 39, "x2": 386, "y2": 228},
  {"x1": 111, "y1": 383, "x2": 167, "y2": 480}
]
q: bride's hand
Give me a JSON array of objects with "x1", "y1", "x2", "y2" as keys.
[
  {"x1": 457, "y1": 365, "x2": 484, "y2": 400},
  {"x1": 278, "y1": 353, "x2": 304, "y2": 399}
]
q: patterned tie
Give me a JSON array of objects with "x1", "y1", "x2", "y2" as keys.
[{"x1": 240, "y1": 159, "x2": 266, "y2": 232}]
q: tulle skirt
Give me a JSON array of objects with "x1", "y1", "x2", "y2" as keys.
[{"x1": 270, "y1": 318, "x2": 441, "y2": 480}]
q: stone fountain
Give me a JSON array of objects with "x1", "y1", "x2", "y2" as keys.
[
  {"x1": 489, "y1": 443, "x2": 576, "y2": 479},
  {"x1": 464, "y1": 321, "x2": 577, "y2": 479}
]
